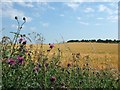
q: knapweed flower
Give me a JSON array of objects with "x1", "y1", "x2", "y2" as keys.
[
  {"x1": 50, "y1": 76, "x2": 56, "y2": 82},
  {"x1": 7, "y1": 58, "x2": 16, "y2": 65},
  {"x1": 22, "y1": 40, "x2": 27, "y2": 45},
  {"x1": 49, "y1": 43, "x2": 54, "y2": 49},
  {"x1": 18, "y1": 37, "x2": 24, "y2": 43},
  {"x1": 17, "y1": 56, "x2": 24, "y2": 64}
]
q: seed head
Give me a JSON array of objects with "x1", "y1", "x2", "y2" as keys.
[
  {"x1": 23, "y1": 17, "x2": 26, "y2": 21},
  {"x1": 15, "y1": 16, "x2": 18, "y2": 20}
]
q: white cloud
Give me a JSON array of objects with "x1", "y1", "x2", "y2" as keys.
[
  {"x1": 60, "y1": 14, "x2": 64, "y2": 17},
  {"x1": 77, "y1": 17, "x2": 81, "y2": 20},
  {"x1": 42, "y1": 22, "x2": 49, "y2": 27},
  {"x1": 79, "y1": 21, "x2": 89, "y2": 25},
  {"x1": 11, "y1": 24, "x2": 17, "y2": 29},
  {"x1": 98, "y1": 4, "x2": 117, "y2": 15},
  {"x1": 84, "y1": 7, "x2": 94, "y2": 13},
  {"x1": 99, "y1": 5, "x2": 108, "y2": 12},
  {"x1": 96, "y1": 17, "x2": 104, "y2": 20},
  {"x1": 1, "y1": 0, "x2": 119, "y2": 2},
  {"x1": 11, "y1": 23, "x2": 26, "y2": 29},
  {"x1": 29, "y1": 27, "x2": 37, "y2": 32},
  {"x1": 36, "y1": 2, "x2": 55, "y2": 10},
  {"x1": 17, "y1": 2, "x2": 34, "y2": 8},
  {"x1": 26, "y1": 17, "x2": 32, "y2": 22},
  {"x1": 2, "y1": 2, "x2": 32, "y2": 22},
  {"x1": 107, "y1": 15, "x2": 118, "y2": 22},
  {"x1": 65, "y1": 2, "x2": 80, "y2": 10},
  {"x1": 48, "y1": 5, "x2": 55, "y2": 10},
  {"x1": 95, "y1": 23, "x2": 101, "y2": 26}
]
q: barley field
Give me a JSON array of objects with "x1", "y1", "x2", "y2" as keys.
[{"x1": 29, "y1": 42, "x2": 118, "y2": 70}]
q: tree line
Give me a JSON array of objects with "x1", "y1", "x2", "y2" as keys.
[{"x1": 67, "y1": 39, "x2": 120, "y2": 43}]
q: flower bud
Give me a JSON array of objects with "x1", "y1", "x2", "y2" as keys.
[
  {"x1": 23, "y1": 17, "x2": 26, "y2": 21},
  {"x1": 15, "y1": 16, "x2": 18, "y2": 20}
]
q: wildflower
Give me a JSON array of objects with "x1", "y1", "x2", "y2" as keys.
[
  {"x1": 50, "y1": 76, "x2": 56, "y2": 82},
  {"x1": 22, "y1": 40, "x2": 27, "y2": 45},
  {"x1": 17, "y1": 56, "x2": 24, "y2": 64},
  {"x1": 23, "y1": 17, "x2": 26, "y2": 21},
  {"x1": 49, "y1": 43, "x2": 54, "y2": 49},
  {"x1": 18, "y1": 37, "x2": 24, "y2": 43},
  {"x1": 7, "y1": 58, "x2": 16, "y2": 65}
]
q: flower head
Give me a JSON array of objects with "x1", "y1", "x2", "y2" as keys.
[
  {"x1": 7, "y1": 58, "x2": 16, "y2": 65},
  {"x1": 17, "y1": 56, "x2": 24, "y2": 64},
  {"x1": 18, "y1": 37, "x2": 24, "y2": 43},
  {"x1": 50, "y1": 76, "x2": 56, "y2": 82},
  {"x1": 49, "y1": 43, "x2": 54, "y2": 49},
  {"x1": 23, "y1": 17, "x2": 26, "y2": 21},
  {"x1": 22, "y1": 40, "x2": 27, "y2": 45}
]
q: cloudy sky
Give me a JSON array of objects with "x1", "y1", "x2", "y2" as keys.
[{"x1": 1, "y1": 0, "x2": 119, "y2": 43}]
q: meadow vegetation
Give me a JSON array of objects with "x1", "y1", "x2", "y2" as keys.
[{"x1": 1, "y1": 17, "x2": 120, "y2": 89}]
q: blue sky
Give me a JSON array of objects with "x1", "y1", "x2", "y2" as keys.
[{"x1": 1, "y1": 1, "x2": 118, "y2": 43}]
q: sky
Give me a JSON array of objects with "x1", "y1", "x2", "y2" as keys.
[{"x1": 1, "y1": 0, "x2": 119, "y2": 44}]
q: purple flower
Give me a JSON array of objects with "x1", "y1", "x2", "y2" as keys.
[
  {"x1": 22, "y1": 40, "x2": 27, "y2": 45},
  {"x1": 50, "y1": 76, "x2": 56, "y2": 82},
  {"x1": 17, "y1": 56, "x2": 24, "y2": 64},
  {"x1": 18, "y1": 37, "x2": 24, "y2": 43},
  {"x1": 7, "y1": 58, "x2": 16, "y2": 65},
  {"x1": 49, "y1": 43, "x2": 54, "y2": 49}
]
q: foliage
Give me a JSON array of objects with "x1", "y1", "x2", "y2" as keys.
[
  {"x1": 1, "y1": 16, "x2": 120, "y2": 89},
  {"x1": 67, "y1": 39, "x2": 120, "y2": 43}
]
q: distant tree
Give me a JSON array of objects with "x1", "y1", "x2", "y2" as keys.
[
  {"x1": 67, "y1": 40, "x2": 79, "y2": 43},
  {"x1": 90, "y1": 39, "x2": 96, "y2": 42},
  {"x1": 67, "y1": 39, "x2": 120, "y2": 43},
  {"x1": 97, "y1": 39, "x2": 102, "y2": 43}
]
